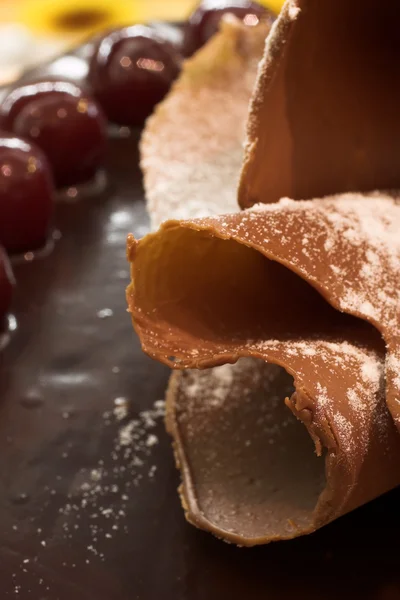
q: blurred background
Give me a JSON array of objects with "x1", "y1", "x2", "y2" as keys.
[{"x1": 0, "y1": 0, "x2": 284, "y2": 85}]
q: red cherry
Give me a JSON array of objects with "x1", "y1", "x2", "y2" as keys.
[
  {"x1": 0, "y1": 246, "x2": 14, "y2": 331},
  {"x1": 0, "y1": 134, "x2": 54, "y2": 254},
  {"x1": 0, "y1": 81, "x2": 107, "y2": 188},
  {"x1": 183, "y1": 0, "x2": 275, "y2": 57},
  {"x1": 88, "y1": 25, "x2": 182, "y2": 126}
]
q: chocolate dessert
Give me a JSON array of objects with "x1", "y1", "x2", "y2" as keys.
[
  {"x1": 128, "y1": 0, "x2": 400, "y2": 549},
  {"x1": 0, "y1": 1, "x2": 399, "y2": 598}
]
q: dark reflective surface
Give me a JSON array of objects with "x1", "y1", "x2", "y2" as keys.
[{"x1": 0, "y1": 34, "x2": 399, "y2": 600}]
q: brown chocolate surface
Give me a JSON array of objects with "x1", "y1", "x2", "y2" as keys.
[
  {"x1": 239, "y1": 0, "x2": 400, "y2": 207},
  {"x1": 127, "y1": 193, "x2": 400, "y2": 543}
]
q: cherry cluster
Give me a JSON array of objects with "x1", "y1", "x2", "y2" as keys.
[{"x1": 0, "y1": 1, "x2": 272, "y2": 326}]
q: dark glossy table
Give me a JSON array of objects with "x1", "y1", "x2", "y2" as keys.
[{"x1": 0, "y1": 42, "x2": 400, "y2": 600}]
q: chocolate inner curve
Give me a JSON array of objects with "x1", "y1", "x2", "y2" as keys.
[
  {"x1": 132, "y1": 225, "x2": 380, "y2": 361},
  {"x1": 167, "y1": 360, "x2": 327, "y2": 542}
]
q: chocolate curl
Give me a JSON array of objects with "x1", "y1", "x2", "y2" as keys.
[
  {"x1": 127, "y1": 193, "x2": 400, "y2": 544},
  {"x1": 239, "y1": 0, "x2": 400, "y2": 208},
  {"x1": 140, "y1": 17, "x2": 270, "y2": 229}
]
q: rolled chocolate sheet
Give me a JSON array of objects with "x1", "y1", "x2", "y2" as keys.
[
  {"x1": 127, "y1": 193, "x2": 400, "y2": 544},
  {"x1": 137, "y1": 0, "x2": 400, "y2": 545},
  {"x1": 239, "y1": 0, "x2": 400, "y2": 208}
]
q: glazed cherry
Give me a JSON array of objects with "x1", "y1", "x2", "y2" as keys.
[
  {"x1": 183, "y1": 0, "x2": 274, "y2": 57},
  {"x1": 88, "y1": 25, "x2": 182, "y2": 126},
  {"x1": 0, "y1": 81, "x2": 107, "y2": 188},
  {"x1": 0, "y1": 134, "x2": 54, "y2": 254},
  {"x1": 0, "y1": 246, "x2": 14, "y2": 331}
]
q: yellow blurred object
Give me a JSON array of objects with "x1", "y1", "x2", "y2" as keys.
[
  {"x1": 131, "y1": 1, "x2": 196, "y2": 21},
  {"x1": 18, "y1": 0, "x2": 285, "y2": 39},
  {"x1": 261, "y1": 0, "x2": 285, "y2": 13},
  {"x1": 18, "y1": 0, "x2": 138, "y2": 37},
  {"x1": 134, "y1": 0, "x2": 284, "y2": 20}
]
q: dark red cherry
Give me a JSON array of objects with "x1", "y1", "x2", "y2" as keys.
[
  {"x1": 0, "y1": 246, "x2": 14, "y2": 331},
  {"x1": 88, "y1": 25, "x2": 182, "y2": 126},
  {"x1": 0, "y1": 81, "x2": 107, "y2": 188},
  {"x1": 0, "y1": 134, "x2": 54, "y2": 254},
  {"x1": 183, "y1": 1, "x2": 274, "y2": 57}
]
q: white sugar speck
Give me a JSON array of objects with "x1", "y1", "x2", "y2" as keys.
[
  {"x1": 97, "y1": 308, "x2": 114, "y2": 319},
  {"x1": 145, "y1": 434, "x2": 158, "y2": 447}
]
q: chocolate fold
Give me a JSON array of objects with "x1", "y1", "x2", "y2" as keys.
[
  {"x1": 127, "y1": 193, "x2": 400, "y2": 544},
  {"x1": 239, "y1": 0, "x2": 400, "y2": 208}
]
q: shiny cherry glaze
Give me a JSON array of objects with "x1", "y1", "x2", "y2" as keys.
[
  {"x1": 0, "y1": 134, "x2": 54, "y2": 254},
  {"x1": 88, "y1": 25, "x2": 182, "y2": 126},
  {"x1": 183, "y1": 0, "x2": 274, "y2": 57},
  {"x1": 0, "y1": 81, "x2": 107, "y2": 188},
  {"x1": 0, "y1": 246, "x2": 14, "y2": 331}
]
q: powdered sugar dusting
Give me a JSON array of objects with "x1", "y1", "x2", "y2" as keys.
[
  {"x1": 142, "y1": 19, "x2": 269, "y2": 229},
  {"x1": 292, "y1": 194, "x2": 400, "y2": 331},
  {"x1": 332, "y1": 412, "x2": 355, "y2": 455},
  {"x1": 176, "y1": 358, "x2": 295, "y2": 442},
  {"x1": 53, "y1": 398, "x2": 166, "y2": 562},
  {"x1": 242, "y1": 336, "x2": 387, "y2": 460},
  {"x1": 316, "y1": 383, "x2": 330, "y2": 407},
  {"x1": 288, "y1": 1, "x2": 301, "y2": 20},
  {"x1": 388, "y1": 354, "x2": 400, "y2": 387},
  {"x1": 347, "y1": 388, "x2": 363, "y2": 413}
]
